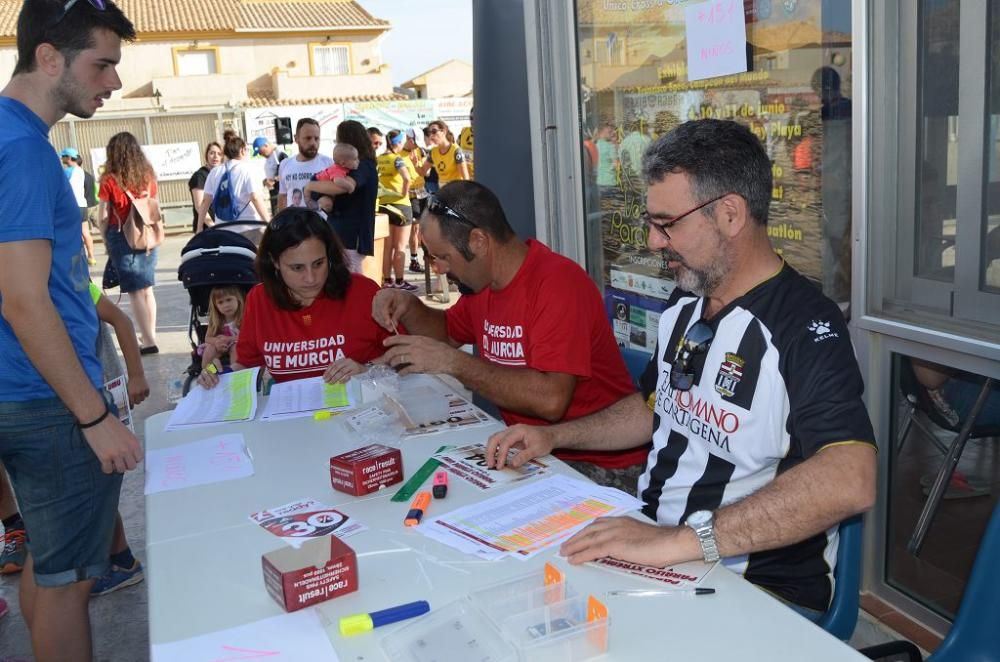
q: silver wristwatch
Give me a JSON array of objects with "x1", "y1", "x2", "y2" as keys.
[{"x1": 686, "y1": 510, "x2": 720, "y2": 563}]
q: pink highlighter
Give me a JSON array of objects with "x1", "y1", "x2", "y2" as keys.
[{"x1": 432, "y1": 471, "x2": 448, "y2": 499}]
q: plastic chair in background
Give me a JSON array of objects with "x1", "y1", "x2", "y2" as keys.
[
  {"x1": 896, "y1": 358, "x2": 998, "y2": 555},
  {"x1": 817, "y1": 515, "x2": 863, "y2": 640},
  {"x1": 860, "y1": 502, "x2": 1000, "y2": 662}
]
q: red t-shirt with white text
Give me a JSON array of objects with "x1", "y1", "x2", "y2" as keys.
[
  {"x1": 237, "y1": 275, "x2": 391, "y2": 382},
  {"x1": 446, "y1": 240, "x2": 646, "y2": 468}
]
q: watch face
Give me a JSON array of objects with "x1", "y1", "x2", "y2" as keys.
[{"x1": 688, "y1": 510, "x2": 711, "y2": 527}]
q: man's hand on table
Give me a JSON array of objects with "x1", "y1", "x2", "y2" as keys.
[
  {"x1": 378, "y1": 334, "x2": 459, "y2": 376},
  {"x1": 559, "y1": 516, "x2": 702, "y2": 567},
  {"x1": 486, "y1": 424, "x2": 557, "y2": 469},
  {"x1": 324, "y1": 357, "x2": 365, "y2": 384}
]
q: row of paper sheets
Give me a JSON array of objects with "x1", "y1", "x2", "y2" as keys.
[
  {"x1": 165, "y1": 370, "x2": 493, "y2": 438},
  {"x1": 417, "y1": 474, "x2": 644, "y2": 561}
]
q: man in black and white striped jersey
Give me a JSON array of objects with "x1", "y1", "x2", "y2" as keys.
[{"x1": 486, "y1": 119, "x2": 877, "y2": 620}]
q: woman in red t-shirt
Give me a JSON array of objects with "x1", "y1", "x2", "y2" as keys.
[
  {"x1": 197, "y1": 207, "x2": 394, "y2": 389},
  {"x1": 98, "y1": 131, "x2": 160, "y2": 353}
]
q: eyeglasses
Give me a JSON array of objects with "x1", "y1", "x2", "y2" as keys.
[
  {"x1": 670, "y1": 320, "x2": 714, "y2": 391},
  {"x1": 427, "y1": 195, "x2": 475, "y2": 227},
  {"x1": 643, "y1": 193, "x2": 729, "y2": 240},
  {"x1": 52, "y1": 0, "x2": 106, "y2": 25},
  {"x1": 427, "y1": 127, "x2": 440, "y2": 135}
]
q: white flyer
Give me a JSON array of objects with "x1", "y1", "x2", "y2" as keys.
[
  {"x1": 433, "y1": 443, "x2": 550, "y2": 491},
  {"x1": 250, "y1": 498, "x2": 365, "y2": 548}
]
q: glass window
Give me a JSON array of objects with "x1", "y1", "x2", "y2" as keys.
[
  {"x1": 870, "y1": 1, "x2": 1000, "y2": 335},
  {"x1": 886, "y1": 351, "x2": 999, "y2": 619},
  {"x1": 576, "y1": 1, "x2": 854, "y2": 352},
  {"x1": 177, "y1": 50, "x2": 217, "y2": 77},
  {"x1": 313, "y1": 45, "x2": 350, "y2": 76}
]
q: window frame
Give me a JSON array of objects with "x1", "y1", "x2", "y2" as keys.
[
  {"x1": 171, "y1": 46, "x2": 221, "y2": 77},
  {"x1": 308, "y1": 42, "x2": 353, "y2": 76}
]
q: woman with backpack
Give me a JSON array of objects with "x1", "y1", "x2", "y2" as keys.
[
  {"x1": 195, "y1": 133, "x2": 270, "y2": 243},
  {"x1": 98, "y1": 131, "x2": 160, "y2": 354}
]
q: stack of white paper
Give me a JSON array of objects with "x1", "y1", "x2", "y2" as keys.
[
  {"x1": 165, "y1": 368, "x2": 259, "y2": 431},
  {"x1": 418, "y1": 474, "x2": 643, "y2": 561},
  {"x1": 145, "y1": 434, "x2": 254, "y2": 495},
  {"x1": 259, "y1": 376, "x2": 356, "y2": 421}
]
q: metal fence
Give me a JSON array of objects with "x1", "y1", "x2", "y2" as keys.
[{"x1": 51, "y1": 109, "x2": 242, "y2": 208}]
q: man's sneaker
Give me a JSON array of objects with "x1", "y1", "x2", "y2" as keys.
[
  {"x1": 408, "y1": 259, "x2": 424, "y2": 273},
  {"x1": 91, "y1": 559, "x2": 144, "y2": 596},
  {"x1": 382, "y1": 279, "x2": 397, "y2": 289},
  {"x1": 0, "y1": 526, "x2": 26, "y2": 574},
  {"x1": 397, "y1": 280, "x2": 418, "y2": 293}
]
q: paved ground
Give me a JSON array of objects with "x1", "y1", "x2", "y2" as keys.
[{"x1": 0, "y1": 226, "x2": 450, "y2": 662}]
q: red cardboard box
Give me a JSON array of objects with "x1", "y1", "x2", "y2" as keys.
[
  {"x1": 329, "y1": 444, "x2": 403, "y2": 496},
  {"x1": 262, "y1": 536, "x2": 358, "y2": 612}
]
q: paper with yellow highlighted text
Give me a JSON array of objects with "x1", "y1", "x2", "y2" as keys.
[
  {"x1": 259, "y1": 376, "x2": 357, "y2": 421},
  {"x1": 165, "y1": 367, "x2": 260, "y2": 430}
]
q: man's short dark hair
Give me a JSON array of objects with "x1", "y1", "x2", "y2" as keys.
[
  {"x1": 295, "y1": 117, "x2": 319, "y2": 135},
  {"x1": 425, "y1": 181, "x2": 515, "y2": 261},
  {"x1": 256, "y1": 207, "x2": 351, "y2": 310},
  {"x1": 642, "y1": 119, "x2": 772, "y2": 226},
  {"x1": 367, "y1": 126, "x2": 383, "y2": 137},
  {"x1": 14, "y1": 0, "x2": 135, "y2": 76}
]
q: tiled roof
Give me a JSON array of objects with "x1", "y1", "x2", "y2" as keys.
[
  {"x1": 0, "y1": 0, "x2": 389, "y2": 37},
  {"x1": 244, "y1": 92, "x2": 406, "y2": 107}
]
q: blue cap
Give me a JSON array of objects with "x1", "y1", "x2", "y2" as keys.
[
  {"x1": 252, "y1": 136, "x2": 269, "y2": 155},
  {"x1": 60, "y1": 147, "x2": 79, "y2": 159},
  {"x1": 389, "y1": 133, "x2": 404, "y2": 147}
]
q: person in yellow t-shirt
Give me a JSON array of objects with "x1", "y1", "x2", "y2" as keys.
[
  {"x1": 377, "y1": 130, "x2": 418, "y2": 291},
  {"x1": 416, "y1": 119, "x2": 469, "y2": 186},
  {"x1": 402, "y1": 128, "x2": 428, "y2": 273},
  {"x1": 457, "y1": 107, "x2": 474, "y2": 180}
]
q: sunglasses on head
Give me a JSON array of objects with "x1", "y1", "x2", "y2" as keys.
[
  {"x1": 427, "y1": 195, "x2": 475, "y2": 227},
  {"x1": 52, "y1": 0, "x2": 106, "y2": 25},
  {"x1": 670, "y1": 320, "x2": 714, "y2": 391}
]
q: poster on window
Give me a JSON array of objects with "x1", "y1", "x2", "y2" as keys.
[{"x1": 578, "y1": 0, "x2": 853, "y2": 313}]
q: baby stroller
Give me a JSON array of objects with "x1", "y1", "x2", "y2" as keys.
[{"x1": 177, "y1": 223, "x2": 263, "y2": 394}]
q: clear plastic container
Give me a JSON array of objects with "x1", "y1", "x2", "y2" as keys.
[
  {"x1": 500, "y1": 595, "x2": 610, "y2": 662},
  {"x1": 468, "y1": 563, "x2": 573, "y2": 619},
  {"x1": 393, "y1": 386, "x2": 450, "y2": 426},
  {"x1": 380, "y1": 599, "x2": 516, "y2": 662}
]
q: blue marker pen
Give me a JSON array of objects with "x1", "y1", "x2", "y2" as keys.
[{"x1": 339, "y1": 600, "x2": 430, "y2": 636}]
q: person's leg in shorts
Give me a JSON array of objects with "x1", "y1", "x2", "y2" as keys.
[
  {"x1": 408, "y1": 197, "x2": 424, "y2": 273},
  {"x1": 0, "y1": 396, "x2": 122, "y2": 660},
  {"x1": 387, "y1": 204, "x2": 415, "y2": 290},
  {"x1": 80, "y1": 207, "x2": 95, "y2": 266}
]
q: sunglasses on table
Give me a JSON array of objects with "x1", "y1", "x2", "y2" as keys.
[
  {"x1": 670, "y1": 320, "x2": 714, "y2": 391},
  {"x1": 427, "y1": 195, "x2": 475, "y2": 227},
  {"x1": 53, "y1": 0, "x2": 106, "y2": 25},
  {"x1": 643, "y1": 193, "x2": 730, "y2": 240}
]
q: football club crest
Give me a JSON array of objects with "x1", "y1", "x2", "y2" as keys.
[{"x1": 715, "y1": 352, "x2": 744, "y2": 397}]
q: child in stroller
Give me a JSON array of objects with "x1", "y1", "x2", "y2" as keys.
[
  {"x1": 199, "y1": 286, "x2": 245, "y2": 374},
  {"x1": 177, "y1": 225, "x2": 260, "y2": 394}
]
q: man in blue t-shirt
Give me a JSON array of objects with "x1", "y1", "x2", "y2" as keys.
[{"x1": 0, "y1": 1, "x2": 140, "y2": 659}]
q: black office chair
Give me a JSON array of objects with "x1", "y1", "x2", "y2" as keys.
[{"x1": 895, "y1": 358, "x2": 998, "y2": 555}]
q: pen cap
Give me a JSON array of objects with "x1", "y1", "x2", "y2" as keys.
[
  {"x1": 339, "y1": 613, "x2": 374, "y2": 636},
  {"x1": 370, "y1": 600, "x2": 430, "y2": 627}
]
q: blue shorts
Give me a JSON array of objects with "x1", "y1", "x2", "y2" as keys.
[
  {"x1": 105, "y1": 225, "x2": 157, "y2": 293},
  {"x1": 0, "y1": 397, "x2": 122, "y2": 586}
]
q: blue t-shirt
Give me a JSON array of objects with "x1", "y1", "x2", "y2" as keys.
[
  {"x1": 0, "y1": 97, "x2": 101, "y2": 401},
  {"x1": 328, "y1": 159, "x2": 379, "y2": 256}
]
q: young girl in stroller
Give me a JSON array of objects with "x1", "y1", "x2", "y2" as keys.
[{"x1": 199, "y1": 286, "x2": 245, "y2": 374}]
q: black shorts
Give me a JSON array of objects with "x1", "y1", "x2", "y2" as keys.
[{"x1": 380, "y1": 203, "x2": 414, "y2": 227}]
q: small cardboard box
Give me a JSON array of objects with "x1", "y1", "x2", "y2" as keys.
[
  {"x1": 330, "y1": 444, "x2": 403, "y2": 496},
  {"x1": 262, "y1": 536, "x2": 358, "y2": 612}
]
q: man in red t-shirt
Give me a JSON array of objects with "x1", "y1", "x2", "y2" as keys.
[{"x1": 372, "y1": 181, "x2": 648, "y2": 491}]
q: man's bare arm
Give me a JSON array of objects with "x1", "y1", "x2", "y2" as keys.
[
  {"x1": 559, "y1": 443, "x2": 877, "y2": 566},
  {"x1": 487, "y1": 392, "x2": 652, "y2": 467},
  {"x1": 0, "y1": 240, "x2": 142, "y2": 473}
]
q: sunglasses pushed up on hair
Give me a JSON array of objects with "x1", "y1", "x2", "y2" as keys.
[
  {"x1": 53, "y1": 0, "x2": 106, "y2": 25},
  {"x1": 426, "y1": 195, "x2": 475, "y2": 227}
]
